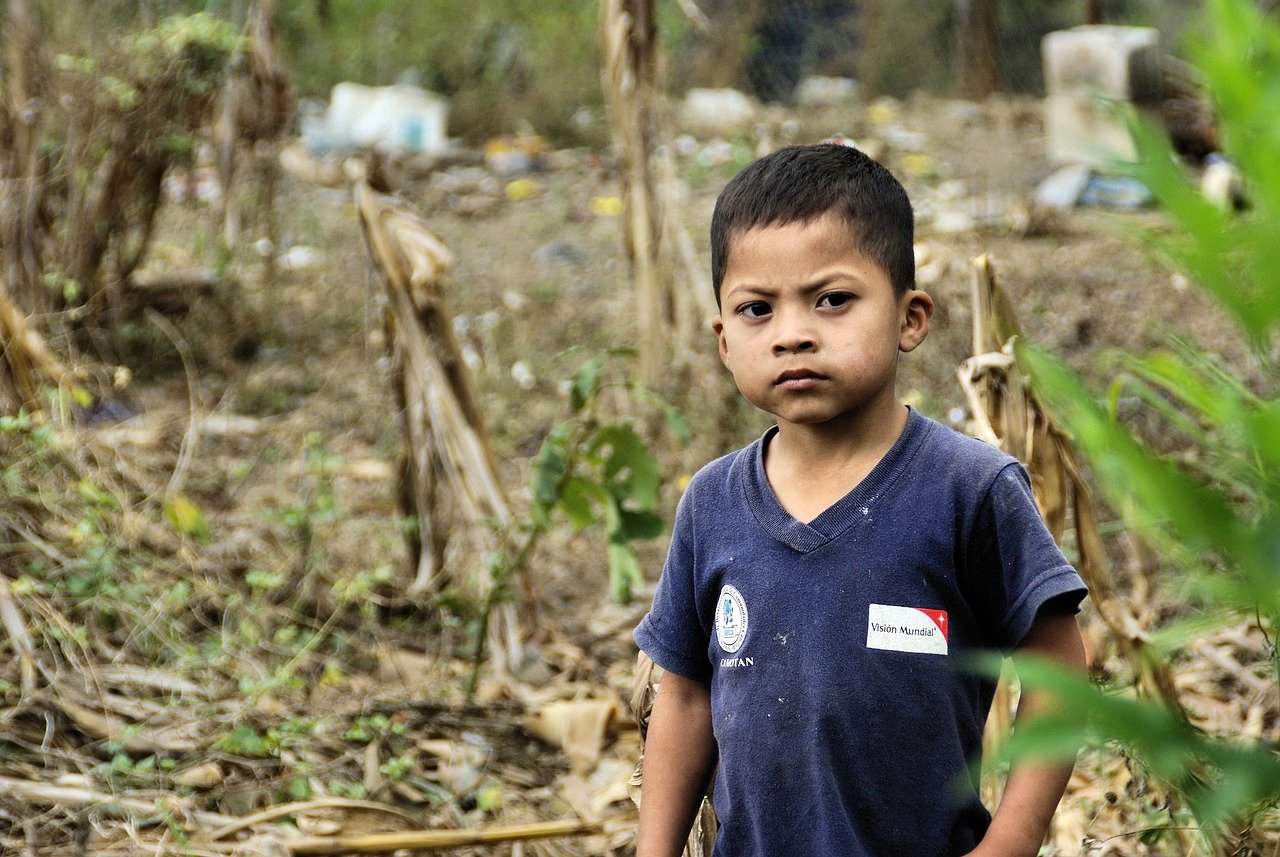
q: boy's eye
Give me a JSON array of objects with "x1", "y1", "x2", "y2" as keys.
[
  {"x1": 739, "y1": 302, "x2": 771, "y2": 318},
  {"x1": 817, "y1": 292, "x2": 853, "y2": 309}
]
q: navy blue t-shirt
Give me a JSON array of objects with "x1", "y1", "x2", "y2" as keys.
[{"x1": 634, "y1": 408, "x2": 1087, "y2": 856}]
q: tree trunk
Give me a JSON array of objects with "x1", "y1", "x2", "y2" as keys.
[
  {"x1": 1085, "y1": 0, "x2": 1102, "y2": 25},
  {"x1": 955, "y1": 0, "x2": 1001, "y2": 98}
]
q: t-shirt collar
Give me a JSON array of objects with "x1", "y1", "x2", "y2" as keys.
[{"x1": 736, "y1": 406, "x2": 932, "y2": 553}]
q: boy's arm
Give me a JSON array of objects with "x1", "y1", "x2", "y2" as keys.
[
  {"x1": 637, "y1": 671, "x2": 717, "y2": 857},
  {"x1": 966, "y1": 612, "x2": 1088, "y2": 857}
]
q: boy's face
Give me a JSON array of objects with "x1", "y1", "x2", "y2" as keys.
[{"x1": 712, "y1": 212, "x2": 932, "y2": 431}]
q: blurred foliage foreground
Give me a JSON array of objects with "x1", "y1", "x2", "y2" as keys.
[{"x1": 1007, "y1": 0, "x2": 1280, "y2": 848}]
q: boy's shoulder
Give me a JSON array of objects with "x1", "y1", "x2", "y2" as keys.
[
  {"x1": 680, "y1": 439, "x2": 756, "y2": 510},
  {"x1": 915, "y1": 412, "x2": 1020, "y2": 475}
]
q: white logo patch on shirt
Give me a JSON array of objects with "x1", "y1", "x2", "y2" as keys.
[
  {"x1": 715, "y1": 584, "x2": 749, "y2": 653},
  {"x1": 866, "y1": 604, "x2": 949, "y2": 655}
]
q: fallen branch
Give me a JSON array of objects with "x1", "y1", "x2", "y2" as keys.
[
  {"x1": 286, "y1": 816, "x2": 607, "y2": 855},
  {"x1": 0, "y1": 774, "x2": 235, "y2": 827},
  {"x1": 0, "y1": 572, "x2": 37, "y2": 697},
  {"x1": 205, "y1": 796, "x2": 418, "y2": 841}
]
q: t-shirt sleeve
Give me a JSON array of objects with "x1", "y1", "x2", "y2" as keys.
[
  {"x1": 633, "y1": 493, "x2": 712, "y2": 684},
  {"x1": 965, "y1": 462, "x2": 1088, "y2": 650}
]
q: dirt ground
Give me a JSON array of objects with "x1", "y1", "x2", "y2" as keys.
[{"x1": 8, "y1": 91, "x2": 1275, "y2": 855}]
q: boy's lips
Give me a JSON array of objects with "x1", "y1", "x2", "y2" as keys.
[{"x1": 774, "y1": 368, "x2": 827, "y2": 389}]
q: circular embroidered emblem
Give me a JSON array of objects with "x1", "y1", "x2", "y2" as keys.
[{"x1": 715, "y1": 584, "x2": 749, "y2": 653}]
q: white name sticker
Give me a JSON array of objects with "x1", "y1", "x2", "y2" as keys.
[{"x1": 866, "y1": 604, "x2": 949, "y2": 655}]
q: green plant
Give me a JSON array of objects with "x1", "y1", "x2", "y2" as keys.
[
  {"x1": 277, "y1": 432, "x2": 340, "y2": 577},
  {"x1": 531, "y1": 352, "x2": 689, "y2": 603},
  {"x1": 463, "y1": 350, "x2": 687, "y2": 698},
  {"x1": 1008, "y1": 0, "x2": 1280, "y2": 844}
]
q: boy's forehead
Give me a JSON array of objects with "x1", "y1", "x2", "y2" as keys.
[{"x1": 725, "y1": 212, "x2": 869, "y2": 263}]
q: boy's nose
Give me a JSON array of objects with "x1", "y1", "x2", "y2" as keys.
[{"x1": 771, "y1": 325, "x2": 817, "y2": 355}]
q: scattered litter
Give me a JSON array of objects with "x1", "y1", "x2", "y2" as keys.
[
  {"x1": 795, "y1": 76, "x2": 860, "y2": 107},
  {"x1": 1201, "y1": 153, "x2": 1245, "y2": 210},
  {"x1": 680, "y1": 88, "x2": 757, "y2": 132},
  {"x1": 1079, "y1": 174, "x2": 1152, "y2": 209},
  {"x1": 942, "y1": 100, "x2": 984, "y2": 123},
  {"x1": 693, "y1": 138, "x2": 740, "y2": 166},
  {"x1": 901, "y1": 153, "x2": 934, "y2": 177},
  {"x1": 672, "y1": 134, "x2": 698, "y2": 157},
  {"x1": 279, "y1": 245, "x2": 322, "y2": 272},
  {"x1": 534, "y1": 240, "x2": 585, "y2": 266},
  {"x1": 589, "y1": 196, "x2": 624, "y2": 218},
  {"x1": 511, "y1": 361, "x2": 535, "y2": 390},
  {"x1": 934, "y1": 180, "x2": 967, "y2": 202},
  {"x1": 881, "y1": 124, "x2": 927, "y2": 151},
  {"x1": 505, "y1": 178, "x2": 543, "y2": 202},
  {"x1": 503, "y1": 290, "x2": 527, "y2": 311},
  {"x1": 431, "y1": 166, "x2": 500, "y2": 196},
  {"x1": 303, "y1": 82, "x2": 449, "y2": 155},
  {"x1": 866, "y1": 96, "x2": 900, "y2": 125},
  {"x1": 1034, "y1": 164, "x2": 1094, "y2": 210},
  {"x1": 485, "y1": 134, "x2": 547, "y2": 175}
]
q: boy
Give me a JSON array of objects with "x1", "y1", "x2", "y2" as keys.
[{"x1": 634, "y1": 144, "x2": 1088, "y2": 856}]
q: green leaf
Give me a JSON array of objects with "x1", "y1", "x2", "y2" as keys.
[
  {"x1": 1018, "y1": 342, "x2": 1277, "y2": 613},
  {"x1": 531, "y1": 424, "x2": 571, "y2": 507},
  {"x1": 590, "y1": 424, "x2": 660, "y2": 509},
  {"x1": 164, "y1": 494, "x2": 211, "y2": 542},
  {"x1": 570, "y1": 357, "x2": 604, "y2": 412},
  {"x1": 618, "y1": 509, "x2": 665, "y2": 541},
  {"x1": 558, "y1": 477, "x2": 607, "y2": 530},
  {"x1": 606, "y1": 541, "x2": 644, "y2": 603}
]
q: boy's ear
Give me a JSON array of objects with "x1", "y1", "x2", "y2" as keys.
[
  {"x1": 898, "y1": 289, "x2": 933, "y2": 353},
  {"x1": 712, "y1": 315, "x2": 731, "y2": 369}
]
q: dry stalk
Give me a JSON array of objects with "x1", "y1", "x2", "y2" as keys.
[
  {"x1": 0, "y1": 276, "x2": 67, "y2": 415},
  {"x1": 0, "y1": 774, "x2": 236, "y2": 828},
  {"x1": 351, "y1": 176, "x2": 521, "y2": 671},
  {"x1": 0, "y1": 574, "x2": 37, "y2": 699},
  {"x1": 214, "y1": 0, "x2": 292, "y2": 267},
  {"x1": 600, "y1": 0, "x2": 668, "y2": 386},
  {"x1": 959, "y1": 254, "x2": 1201, "y2": 852},
  {"x1": 285, "y1": 816, "x2": 608, "y2": 855}
]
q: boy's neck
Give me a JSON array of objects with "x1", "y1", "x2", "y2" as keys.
[{"x1": 764, "y1": 399, "x2": 909, "y2": 524}]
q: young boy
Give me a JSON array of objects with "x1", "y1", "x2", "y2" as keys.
[{"x1": 633, "y1": 144, "x2": 1088, "y2": 857}]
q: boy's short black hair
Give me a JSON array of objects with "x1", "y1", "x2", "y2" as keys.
[{"x1": 710, "y1": 144, "x2": 915, "y2": 304}]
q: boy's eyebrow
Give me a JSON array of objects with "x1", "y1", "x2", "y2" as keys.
[{"x1": 723, "y1": 270, "x2": 864, "y2": 300}]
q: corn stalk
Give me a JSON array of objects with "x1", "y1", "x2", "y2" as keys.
[
  {"x1": 352, "y1": 175, "x2": 520, "y2": 673},
  {"x1": 959, "y1": 254, "x2": 1200, "y2": 853},
  {"x1": 0, "y1": 0, "x2": 47, "y2": 311}
]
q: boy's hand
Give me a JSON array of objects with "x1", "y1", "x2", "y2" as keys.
[
  {"x1": 967, "y1": 612, "x2": 1087, "y2": 857},
  {"x1": 637, "y1": 670, "x2": 716, "y2": 857}
]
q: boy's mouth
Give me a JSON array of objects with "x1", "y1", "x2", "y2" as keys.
[{"x1": 774, "y1": 369, "x2": 826, "y2": 390}]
